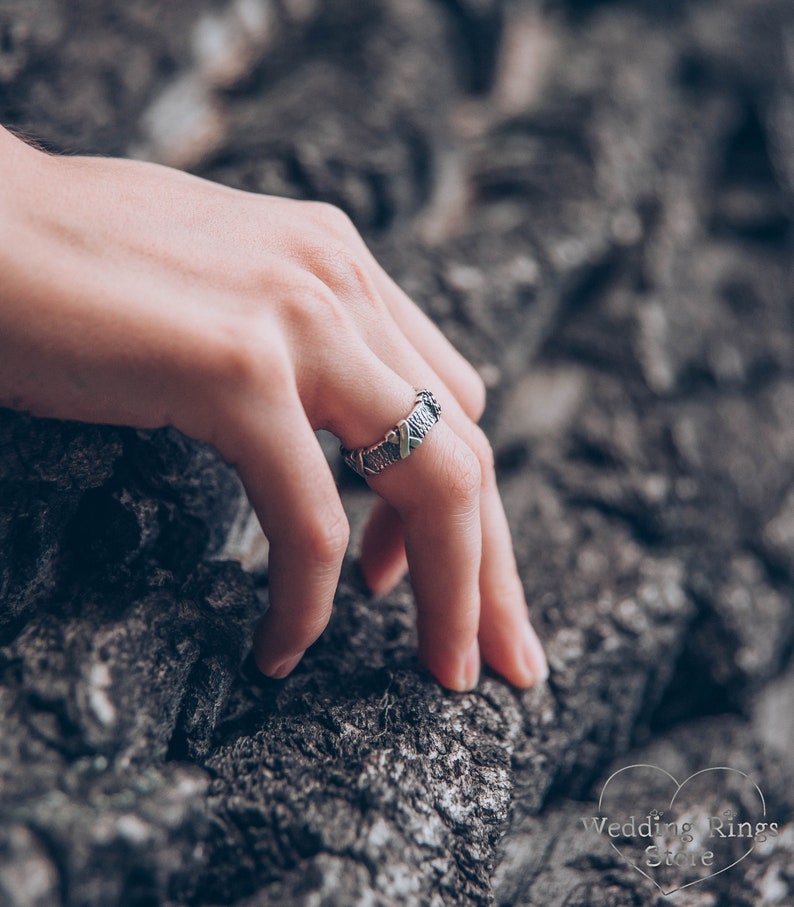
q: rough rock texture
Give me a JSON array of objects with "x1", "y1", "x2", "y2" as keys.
[{"x1": 1, "y1": 0, "x2": 794, "y2": 905}]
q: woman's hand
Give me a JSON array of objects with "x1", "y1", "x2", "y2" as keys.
[{"x1": 0, "y1": 127, "x2": 547, "y2": 691}]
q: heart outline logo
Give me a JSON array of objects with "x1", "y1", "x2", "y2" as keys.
[{"x1": 596, "y1": 763, "x2": 767, "y2": 896}]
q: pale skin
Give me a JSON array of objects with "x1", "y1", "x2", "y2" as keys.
[{"x1": 0, "y1": 125, "x2": 548, "y2": 692}]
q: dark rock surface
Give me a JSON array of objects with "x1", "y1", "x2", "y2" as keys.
[{"x1": 1, "y1": 0, "x2": 794, "y2": 904}]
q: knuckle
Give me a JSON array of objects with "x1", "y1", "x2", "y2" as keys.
[
  {"x1": 204, "y1": 318, "x2": 291, "y2": 400},
  {"x1": 290, "y1": 204, "x2": 381, "y2": 312},
  {"x1": 298, "y1": 510, "x2": 350, "y2": 568},
  {"x1": 192, "y1": 324, "x2": 295, "y2": 457},
  {"x1": 214, "y1": 331, "x2": 260, "y2": 389},
  {"x1": 285, "y1": 279, "x2": 348, "y2": 338},
  {"x1": 305, "y1": 200, "x2": 355, "y2": 237},
  {"x1": 315, "y1": 243, "x2": 372, "y2": 298},
  {"x1": 468, "y1": 424, "x2": 495, "y2": 480}
]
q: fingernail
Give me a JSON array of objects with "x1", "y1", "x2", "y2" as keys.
[
  {"x1": 520, "y1": 621, "x2": 549, "y2": 685},
  {"x1": 451, "y1": 640, "x2": 480, "y2": 692},
  {"x1": 260, "y1": 650, "x2": 305, "y2": 680}
]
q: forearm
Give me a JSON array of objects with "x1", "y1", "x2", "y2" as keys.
[{"x1": 0, "y1": 128, "x2": 60, "y2": 415}]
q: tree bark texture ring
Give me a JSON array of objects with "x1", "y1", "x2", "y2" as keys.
[{"x1": 341, "y1": 389, "x2": 443, "y2": 478}]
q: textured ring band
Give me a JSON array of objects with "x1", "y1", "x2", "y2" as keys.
[{"x1": 341, "y1": 389, "x2": 442, "y2": 478}]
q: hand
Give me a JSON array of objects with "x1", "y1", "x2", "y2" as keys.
[{"x1": 0, "y1": 127, "x2": 547, "y2": 691}]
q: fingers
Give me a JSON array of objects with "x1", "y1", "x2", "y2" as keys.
[
  {"x1": 366, "y1": 422, "x2": 483, "y2": 691},
  {"x1": 355, "y1": 315, "x2": 547, "y2": 689},
  {"x1": 219, "y1": 384, "x2": 349, "y2": 679},
  {"x1": 305, "y1": 347, "x2": 484, "y2": 691},
  {"x1": 219, "y1": 200, "x2": 547, "y2": 693},
  {"x1": 359, "y1": 499, "x2": 407, "y2": 596},
  {"x1": 476, "y1": 475, "x2": 549, "y2": 685},
  {"x1": 235, "y1": 317, "x2": 486, "y2": 691},
  {"x1": 416, "y1": 402, "x2": 546, "y2": 688}
]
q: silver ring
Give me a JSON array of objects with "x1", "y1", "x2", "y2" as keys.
[{"x1": 341, "y1": 388, "x2": 442, "y2": 478}]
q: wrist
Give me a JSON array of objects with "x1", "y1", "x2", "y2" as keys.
[
  {"x1": 0, "y1": 127, "x2": 52, "y2": 251},
  {"x1": 0, "y1": 125, "x2": 47, "y2": 187}
]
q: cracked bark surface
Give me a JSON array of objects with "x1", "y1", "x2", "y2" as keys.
[{"x1": 1, "y1": 1, "x2": 793, "y2": 904}]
